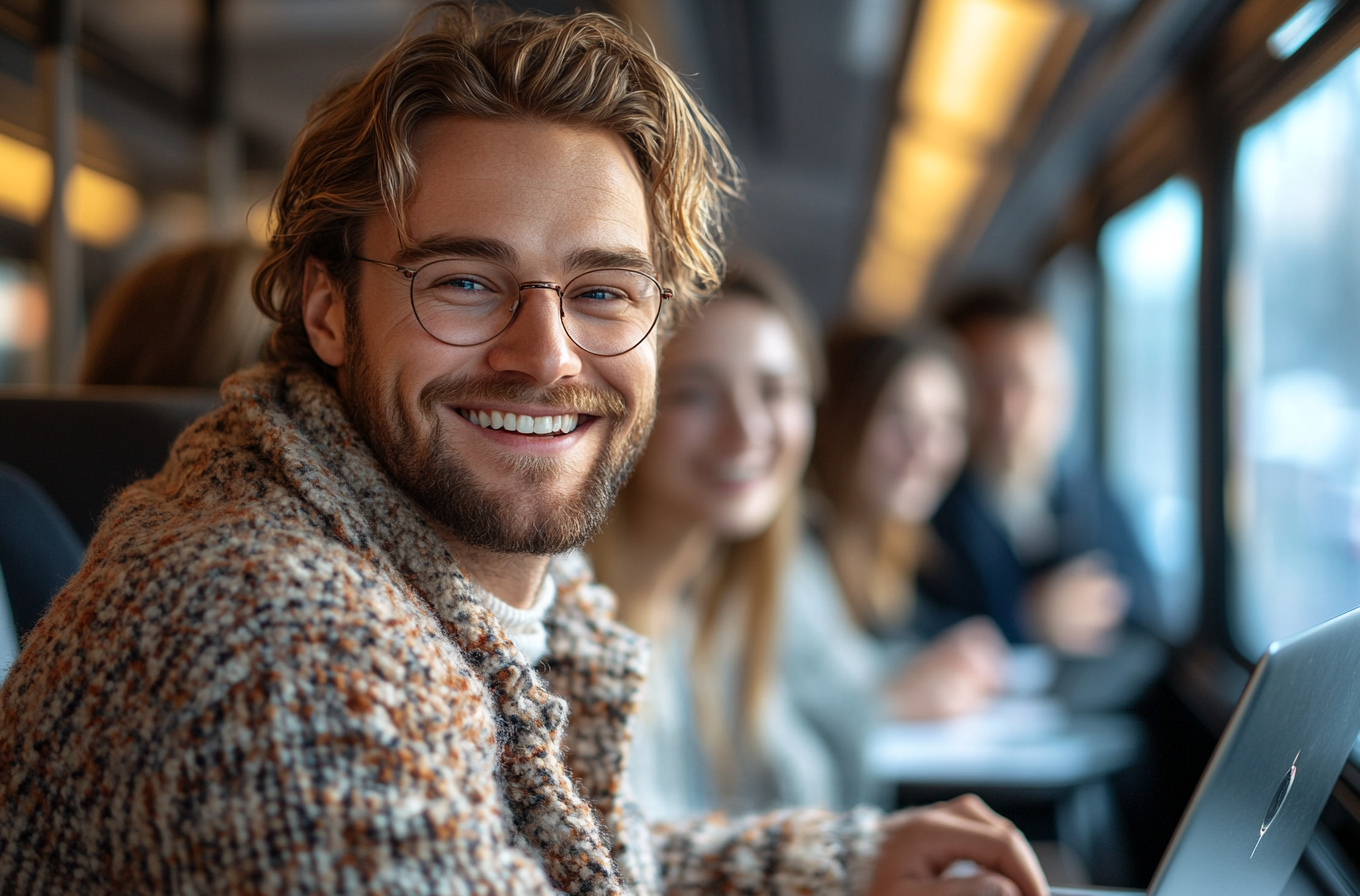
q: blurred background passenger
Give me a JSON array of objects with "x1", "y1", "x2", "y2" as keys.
[
  {"x1": 919, "y1": 286, "x2": 1164, "y2": 703},
  {"x1": 589, "y1": 256, "x2": 836, "y2": 819},
  {"x1": 0, "y1": 463, "x2": 84, "y2": 680},
  {"x1": 793, "y1": 326, "x2": 1009, "y2": 807},
  {"x1": 80, "y1": 240, "x2": 270, "y2": 388}
]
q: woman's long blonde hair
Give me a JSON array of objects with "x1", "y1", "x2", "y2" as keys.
[{"x1": 590, "y1": 252, "x2": 823, "y2": 792}]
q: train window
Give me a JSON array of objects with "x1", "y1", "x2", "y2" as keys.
[
  {"x1": 1035, "y1": 246, "x2": 1099, "y2": 473},
  {"x1": 0, "y1": 260, "x2": 45, "y2": 385},
  {"x1": 1229, "y1": 44, "x2": 1360, "y2": 657},
  {"x1": 1097, "y1": 178, "x2": 1202, "y2": 643}
]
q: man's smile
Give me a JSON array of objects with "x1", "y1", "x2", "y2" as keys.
[{"x1": 458, "y1": 407, "x2": 581, "y2": 434}]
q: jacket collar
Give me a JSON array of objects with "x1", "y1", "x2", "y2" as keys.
[{"x1": 543, "y1": 553, "x2": 653, "y2": 888}]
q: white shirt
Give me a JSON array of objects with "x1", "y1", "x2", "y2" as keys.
[
  {"x1": 478, "y1": 572, "x2": 557, "y2": 665},
  {"x1": 629, "y1": 588, "x2": 841, "y2": 820}
]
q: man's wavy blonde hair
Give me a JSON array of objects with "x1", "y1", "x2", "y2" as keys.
[{"x1": 254, "y1": 2, "x2": 742, "y2": 370}]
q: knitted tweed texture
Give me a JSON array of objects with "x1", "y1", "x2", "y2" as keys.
[{"x1": 0, "y1": 363, "x2": 883, "y2": 895}]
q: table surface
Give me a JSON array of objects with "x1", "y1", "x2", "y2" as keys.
[{"x1": 865, "y1": 697, "x2": 1143, "y2": 789}]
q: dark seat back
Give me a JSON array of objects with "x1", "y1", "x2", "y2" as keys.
[
  {"x1": 0, "y1": 463, "x2": 85, "y2": 639},
  {"x1": 0, "y1": 388, "x2": 220, "y2": 543}
]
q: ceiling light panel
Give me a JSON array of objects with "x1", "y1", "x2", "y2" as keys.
[
  {"x1": 852, "y1": 0, "x2": 1068, "y2": 322},
  {"x1": 905, "y1": 0, "x2": 1064, "y2": 145}
]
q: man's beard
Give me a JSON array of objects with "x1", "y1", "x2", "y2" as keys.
[{"x1": 342, "y1": 330, "x2": 654, "y2": 555}]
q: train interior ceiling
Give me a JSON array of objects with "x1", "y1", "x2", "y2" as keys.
[{"x1": 5, "y1": 0, "x2": 1360, "y2": 890}]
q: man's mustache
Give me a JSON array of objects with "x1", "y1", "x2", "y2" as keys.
[{"x1": 419, "y1": 376, "x2": 628, "y2": 420}]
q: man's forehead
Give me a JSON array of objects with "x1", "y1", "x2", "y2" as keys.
[
  {"x1": 408, "y1": 116, "x2": 649, "y2": 204},
  {"x1": 366, "y1": 116, "x2": 656, "y2": 265}
]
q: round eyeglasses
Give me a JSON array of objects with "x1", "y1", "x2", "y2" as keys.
[{"x1": 354, "y1": 255, "x2": 672, "y2": 357}]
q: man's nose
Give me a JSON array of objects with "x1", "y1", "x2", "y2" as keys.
[{"x1": 485, "y1": 288, "x2": 583, "y2": 384}]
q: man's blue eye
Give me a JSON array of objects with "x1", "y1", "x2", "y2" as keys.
[{"x1": 573, "y1": 286, "x2": 629, "y2": 302}]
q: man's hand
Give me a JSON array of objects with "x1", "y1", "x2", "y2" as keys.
[
  {"x1": 1023, "y1": 553, "x2": 1129, "y2": 656},
  {"x1": 886, "y1": 617, "x2": 1009, "y2": 720},
  {"x1": 869, "y1": 795, "x2": 1049, "y2": 896}
]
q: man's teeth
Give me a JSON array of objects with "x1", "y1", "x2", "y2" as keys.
[{"x1": 461, "y1": 409, "x2": 579, "y2": 434}]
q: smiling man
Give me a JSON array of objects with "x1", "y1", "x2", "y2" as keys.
[
  {"x1": 0, "y1": 6, "x2": 1047, "y2": 896},
  {"x1": 310, "y1": 117, "x2": 661, "y2": 601}
]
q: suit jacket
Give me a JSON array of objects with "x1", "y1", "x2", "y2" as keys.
[
  {"x1": 0, "y1": 363, "x2": 881, "y2": 895},
  {"x1": 919, "y1": 466, "x2": 1161, "y2": 644}
]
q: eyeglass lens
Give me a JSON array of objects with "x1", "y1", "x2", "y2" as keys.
[{"x1": 409, "y1": 258, "x2": 664, "y2": 356}]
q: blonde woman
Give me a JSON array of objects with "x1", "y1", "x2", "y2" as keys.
[{"x1": 589, "y1": 256, "x2": 832, "y2": 818}]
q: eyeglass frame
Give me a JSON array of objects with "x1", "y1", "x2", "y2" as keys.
[{"x1": 352, "y1": 254, "x2": 673, "y2": 358}]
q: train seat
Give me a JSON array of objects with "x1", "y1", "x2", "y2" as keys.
[
  {"x1": 0, "y1": 463, "x2": 83, "y2": 644},
  {"x1": 0, "y1": 388, "x2": 219, "y2": 650},
  {"x1": 0, "y1": 388, "x2": 220, "y2": 543}
]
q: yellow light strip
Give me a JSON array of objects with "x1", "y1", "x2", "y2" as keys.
[
  {"x1": 906, "y1": 0, "x2": 1064, "y2": 144},
  {"x1": 0, "y1": 131, "x2": 142, "y2": 248},
  {"x1": 874, "y1": 124, "x2": 985, "y2": 253},
  {"x1": 852, "y1": 236, "x2": 932, "y2": 326},
  {"x1": 65, "y1": 166, "x2": 142, "y2": 248},
  {"x1": 0, "y1": 134, "x2": 53, "y2": 225},
  {"x1": 853, "y1": 0, "x2": 1065, "y2": 323}
]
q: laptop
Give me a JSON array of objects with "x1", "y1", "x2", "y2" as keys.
[{"x1": 1052, "y1": 604, "x2": 1360, "y2": 896}]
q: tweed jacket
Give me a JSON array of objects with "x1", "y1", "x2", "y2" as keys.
[{"x1": 0, "y1": 363, "x2": 882, "y2": 895}]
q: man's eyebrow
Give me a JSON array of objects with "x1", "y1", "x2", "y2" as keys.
[
  {"x1": 394, "y1": 237, "x2": 517, "y2": 268},
  {"x1": 392, "y1": 240, "x2": 656, "y2": 278},
  {"x1": 567, "y1": 248, "x2": 657, "y2": 276}
]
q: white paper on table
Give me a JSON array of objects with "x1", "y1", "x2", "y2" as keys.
[{"x1": 865, "y1": 697, "x2": 1141, "y2": 787}]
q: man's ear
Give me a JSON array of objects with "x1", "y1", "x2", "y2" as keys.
[{"x1": 302, "y1": 257, "x2": 347, "y2": 368}]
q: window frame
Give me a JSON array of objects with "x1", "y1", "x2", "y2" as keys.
[
  {"x1": 1077, "y1": 0, "x2": 1360, "y2": 667},
  {"x1": 1073, "y1": 1, "x2": 1360, "y2": 882}
]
